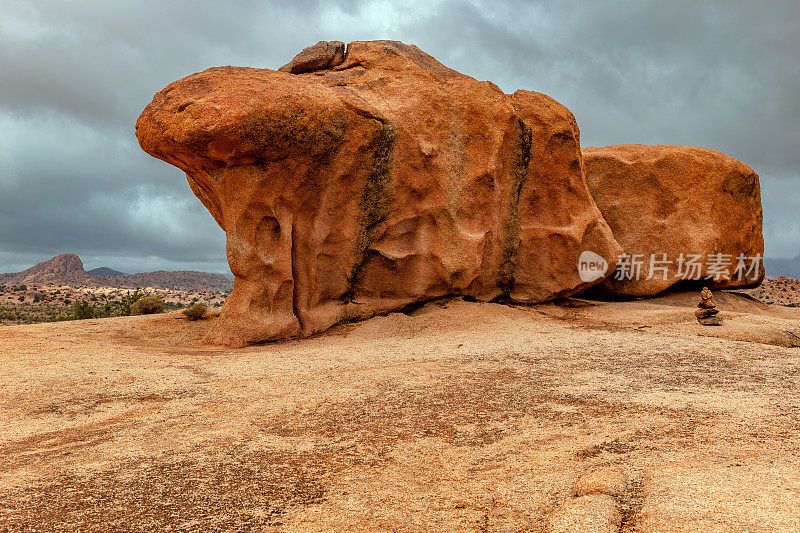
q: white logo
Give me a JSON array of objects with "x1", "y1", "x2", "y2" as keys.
[{"x1": 578, "y1": 251, "x2": 609, "y2": 283}]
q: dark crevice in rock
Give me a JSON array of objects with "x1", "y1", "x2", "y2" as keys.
[
  {"x1": 498, "y1": 117, "x2": 531, "y2": 295},
  {"x1": 344, "y1": 123, "x2": 395, "y2": 302},
  {"x1": 291, "y1": 221, "x2": 302, "y2": 331},
  {"x1": 332, "y1": 43, "x2": 362, "y2": 71}
]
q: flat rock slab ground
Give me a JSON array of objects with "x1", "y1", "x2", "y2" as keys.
[{"x1": 0, "y1": 293, "x2": 799, "y2": 531}]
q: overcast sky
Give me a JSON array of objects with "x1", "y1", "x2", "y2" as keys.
[{"x1": 0, "y1": 0, "x2": 798, "y2": 274}]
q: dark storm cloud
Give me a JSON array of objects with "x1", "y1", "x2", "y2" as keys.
[
  {"x1": 403, "y1": 0, "x2": 800, "y2": 175},
  {"x1": 0, "y1": 0, "x2": 798, "y2": 274}
]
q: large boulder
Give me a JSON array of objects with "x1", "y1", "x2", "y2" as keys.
[
  {"x1": 583, "y1": 144, "x2": 764, "y2": 297},
  {"x1": 136, "y1": 40, "x2": 620, "y2": 346}
]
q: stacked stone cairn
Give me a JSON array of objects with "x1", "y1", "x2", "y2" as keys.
[{"x1": 696, "y1": 287, "x2": 723, "y2": 326}]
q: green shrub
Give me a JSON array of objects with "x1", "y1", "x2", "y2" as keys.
[
  {"x1": 72, "y1": 301, "x2": 95, "y2": 320},
  {"x1": 118, "y1": 288, "x2": 144, "y2": 316},
  {"x1": 130, "y1": 295, "x2": 165, "y2": 315},
  {"x1": 182, "y1": 303, "x2": 207, "y2": 321}
]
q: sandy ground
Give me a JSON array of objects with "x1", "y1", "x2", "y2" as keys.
[{"x1": 1, "y1": 292, "x2": 799, "y2": 531}]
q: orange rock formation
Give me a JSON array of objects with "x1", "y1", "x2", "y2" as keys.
[
  {"x1": 584, "y1": 144, "x2": 764, "y2": 297},
  {"x1": 136, "y1": 40, "x2": 620, "y2": 345}
]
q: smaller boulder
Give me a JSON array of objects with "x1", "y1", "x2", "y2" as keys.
[
  {"x1": 583, "y1": 144, "x2": 764, "y2": 298},
  {"x1": 278, "y1": 41, "x2": 345, "y2": 73}
]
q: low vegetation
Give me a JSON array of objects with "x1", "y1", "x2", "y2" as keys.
[
  {"x1": 0, "y1": 285, "x2": 227, "y2": 325},
  {"x1": 130, "y1": 295, "x2": 165, "y2": 315},
  {"x1": 182, "y1": 303, "x2": 207, "y2": 321}
]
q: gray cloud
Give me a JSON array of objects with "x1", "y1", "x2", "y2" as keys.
[{"x1": 0, "y1": 0, "x2": 797, "y2": 275}]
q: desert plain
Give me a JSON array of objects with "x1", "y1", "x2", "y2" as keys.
[{"x1": 1, "y1": 291, "x2": 799, "y2": 531}]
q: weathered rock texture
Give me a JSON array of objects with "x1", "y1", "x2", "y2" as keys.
[
  {"x1": 584, "y1": 144, "x2": 764, "y2": 297},
  {"x1": 136, "y1": 40, "x2": 620, "y2": 346}
]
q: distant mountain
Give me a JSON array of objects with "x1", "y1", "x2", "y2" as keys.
[
  {"x1": 88, "y1": 267, "x2": 126, "y2": 276},
  {"x1": 765, "y1": 256, "x2": 800, "y2": 279},
  {"x1": 1, "y1": 254, "x2": 233, "y2": 292},
  {"x1": 4, "y1": 253, "x2": 92, "y2": 286},
  {"x1": 98, "y1": 270, "x2": 233, "y2": 292}
]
